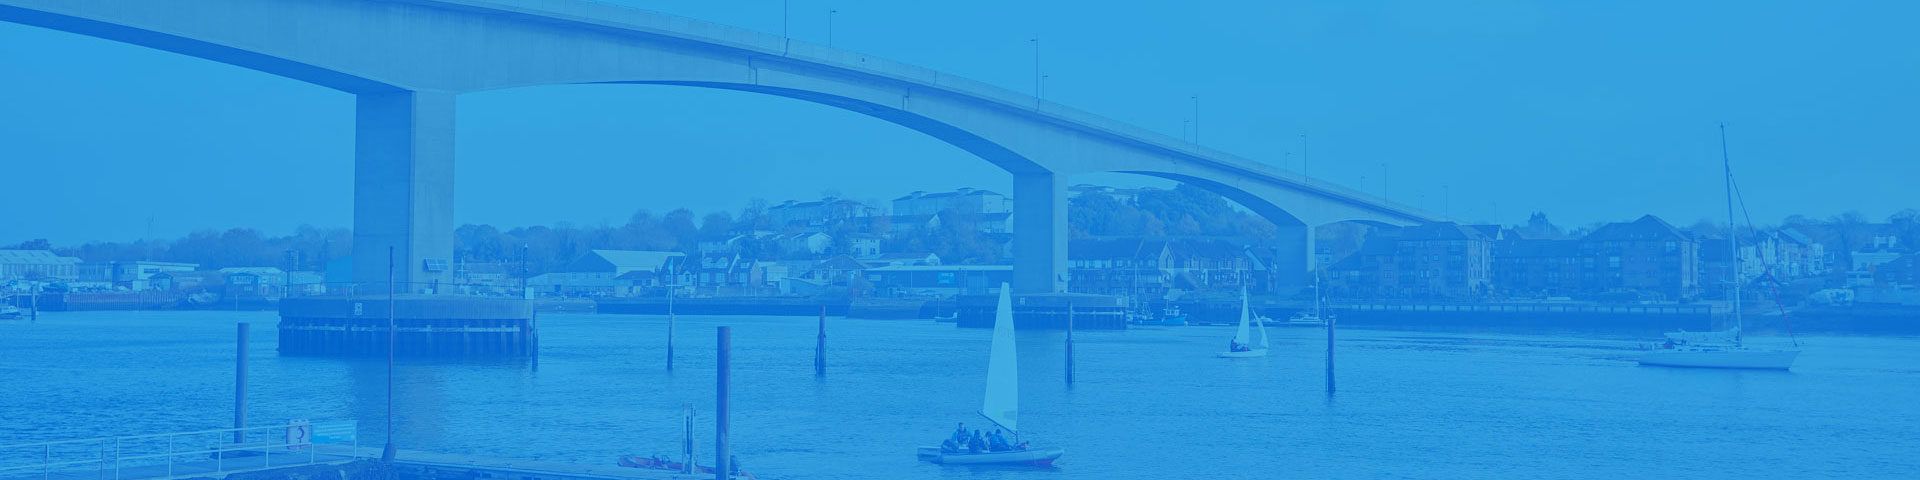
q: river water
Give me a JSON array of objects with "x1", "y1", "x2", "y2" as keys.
[{"x1": 1, "y1": 311, "x2": 1915, "y2": 479}]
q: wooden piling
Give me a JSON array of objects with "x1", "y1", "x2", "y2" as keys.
[
  {"x1": 234, "y1": 323, "x2": 249, "y2": 443},
  {"x1": 715, "y1": 326, "x2": 731, "y2": 480},
  {"x1": 1325, "y1": 315, "x2": 1336, "y2": 394},
  {"x1": 1065, "y1": 303, "x2": 1075, "y2": 386},
  {"x1": 814, "y1": 306, "x2": 826, "y2": 377},
  {"x1": 667, "y1": 287, "x2": 676, "y2": 371}
]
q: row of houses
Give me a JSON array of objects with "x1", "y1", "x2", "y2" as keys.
[
  {"x1": 1324, "y1": 215, "x2": 1850, "y2": 301},
  {"x1": 1065, "y1": 237, "x2": 1279, "y2": 299},
  {"x1": 524, "y1": 249, "x2": 974, "y2": 298},
  {"x1": 0, "y1": 250, "x2": 328, "y2": 298}
]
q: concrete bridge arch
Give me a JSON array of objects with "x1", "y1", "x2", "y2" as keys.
[{"x1": 1, "y1": 0, "x2": 1438, "y2": 293}]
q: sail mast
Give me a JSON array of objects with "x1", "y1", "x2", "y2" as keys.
[{"x1": 1720, "y1": 124, "x2": 1743, "y2": 346}]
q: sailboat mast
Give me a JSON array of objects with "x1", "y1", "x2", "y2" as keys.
[{"x1": 1720, "y1": 124, "x2": 1743, "y2": 345}]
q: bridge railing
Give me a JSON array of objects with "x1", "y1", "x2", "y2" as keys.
[{"x1": 0, "y1": 421, "x2": 357, "y2": 480}]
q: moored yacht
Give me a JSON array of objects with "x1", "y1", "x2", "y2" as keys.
[{"x1": 1639, "y1": 125, "x2": 1799, "y2": 370}]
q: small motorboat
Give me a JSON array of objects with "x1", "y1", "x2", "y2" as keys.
[
  {"x1": 933, "y1": 312, "x2": 959, "y2": 323},
  {"x1": 1282, "y1": 311, "x2": 1330, "y2": 327},
  {"x1": 917, "y1": 446, "x2": 1065, "y2": 466},
  {"x1": 1127, "y1": 306, "x2": 1187, "y2": 326}
]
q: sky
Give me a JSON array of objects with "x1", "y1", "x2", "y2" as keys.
[{"x1": 2, "y1": 0, "x2": 1916, "y2": 246}]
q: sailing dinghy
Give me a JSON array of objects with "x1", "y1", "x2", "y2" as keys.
[
  {"x1": 1217, "y1": 289, "x2": 1270, "y2": 358},
  {"x1": 918, "y1": 284, "x2": 1066, "y2": 466}
]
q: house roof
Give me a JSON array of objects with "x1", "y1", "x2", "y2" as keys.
[
  {"x1": 1170, "y1": 239, "x2": 1247, "y2": 260},
  {"x1": 1327, "y1": 237, "x2": 1396, "y2": 272},
  {"x1": 1068, "y1": 239, "x2": 1166, "y2": 260},
  {"x1": 589, "y1": 250, "x2": 685, "y2": 270},
  {"x1": 219, "y1": 267, "x2": 285, "y2": 276},
  {"x1": 0, "y1": 250, "x2": 80, "y2": 265},
  {"x1": 1399, "y1": 222, "x2": 1491, "y2": 241},
  {"x1": 811, "y1": 255, "x2": 869, "y2": 271},
  {"x1": 1584, "y1": 215, "x2": 1690, "y2": 242},
  {"x1": 866, "y1": 265, "x2": 1012, "y2": 272},
  {"x1": 893, "y1": 188, "x2": 1005, "y2": 201}
]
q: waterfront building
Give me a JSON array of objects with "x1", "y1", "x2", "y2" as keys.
[
  {"x1": 114, "y1": 261, "x2": 198, "y2": 290},
  {"x1": 218, "y1": 267, "x2": 287, "y2": 288},
  {"x1": 860, "y1": 252, "x2": 940, "y2": 268},
  {"x1": 1578, "y1": 215, "x2": 1699, "y2": 301},
  {"x1": 867, "y1": 264, "x2": 1013, "y2": 297},
  {"x1": 1067, "y1": 184, "x2": 1163, "y2": 205},
  {"x1": 149, "y1": 270, "x2": 226, "y2": 291},
  {"x1": 1068, "y1": 238, "x2": 1173, "y2": 298},
  {"x1": 0, "y1": 249, "x2": 82, "y2": 281},
  {"x1": 518, "y1": 249, "x2": 689, "y2": 297},
  {"x1": 1851, "y1": 235, "x2": 1908, "y2": 272},
  {"x1": 892, "y1": 188, "x2": 1011, "y2": 217},
  {"x1": 847, "y1": 235, "x2": 882, "y2": 257},
  {"x1": 694, "y1": 252, "x2": 766, "y2": 294},
  {"x1": 775, "y1": 232, "x2": 833, "y2": 258},
  {"x1": 1493, "y1": 239, "x2": 1584, "y2": 297},
  {"x1": 1327, "y1": 222, "x2": 1493, "y2": 299},
  {"x1": 767, "y1": 196, "x2": 878, "y2": 230}
]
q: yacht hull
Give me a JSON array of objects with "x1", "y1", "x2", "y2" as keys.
[
  {"x1": 1638, "y1": 349, "x2": 1799, "y2": 370},
  {"x1": 1216, "y1": 349, "x2": 1269, "y2": 358},
  {"x1": 918, "y1": 446, "x2": 1064, "y2": 466}
]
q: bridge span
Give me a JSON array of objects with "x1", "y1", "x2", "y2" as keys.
[{"x1": 0, "y1": 0, "x2": 1440, "y2": 293}]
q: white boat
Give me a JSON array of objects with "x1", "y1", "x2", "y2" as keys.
[
  {"x1": 918, "y1": 284, "x2": 1064, "y2": 466},
  {"x1": 1217, "y1": 289, "x2": 1269, "y2": 358},
  {"x1": 1639, "y1": 125, "x2": 1799, "y2": 370},
  {"x1": 1639, "y1": 329, "x2": 1800, "y2": 369},
  {"x1": 0, "y1": 305, "x2": 21, "y2": 319},
  {"x1": 1282, "y1": 311, "x2": 1329, "y2": 327}
]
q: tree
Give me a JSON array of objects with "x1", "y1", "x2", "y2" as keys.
[
  {"x1": 7, "y1": 239, "x2": 51, "y2": 250},
  {"x1": 700, "y1": 211, "x2": 734, "y2": 242},
  {"x1": 1827, "y1": 211, "x2": 1872, "y2": 276}
]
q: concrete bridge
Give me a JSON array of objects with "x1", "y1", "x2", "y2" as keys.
[{"x1": 0, "y1": 0, "x2": 1440, "y2": 293}]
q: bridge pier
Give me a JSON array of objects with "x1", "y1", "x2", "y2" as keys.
[
  {"x1": 1012, "y1": 172, "x2": 1068, "y2": 293},
  {"x1": 1273, "y1": 223, "x2": 1314, "y2": 295},
  {"x1": 353, "y1": 91, "x2": 456, "y2": 293}
]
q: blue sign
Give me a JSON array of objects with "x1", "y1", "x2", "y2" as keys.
[{"x1": 311, "y1": 421, "x2": 356, "y2": 444}]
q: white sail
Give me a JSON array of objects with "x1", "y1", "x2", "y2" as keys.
[
  {"x1": 1253, "y1": 300, "x2": 1270, "y2": 349},
  {"x1": 979, "y1": 284, "x2": 1020, "y2": 433},
  {"x1": 1232, "y1": 291, "x2": 1252, "y2": 346}
]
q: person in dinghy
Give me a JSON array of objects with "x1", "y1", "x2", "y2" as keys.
[{"x1": 1228, "y1": 339, "x2": 1251, "y2": 353}]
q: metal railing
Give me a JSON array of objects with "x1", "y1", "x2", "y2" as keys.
[{"x1": 0, "y1": 421, "x2": 356, "y2": 480}]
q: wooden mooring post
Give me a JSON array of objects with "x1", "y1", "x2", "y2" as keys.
[
  {"x1": 234, "y1": 322, "x2": 249, "y2": 443},
  {"x1": 1065, "y1": 303, "x2": 1075, "y2": 386},
  {"x1": 715, "y1": 326, "x2": 731, "y2": 480},
  {"x1": 814, "y1": 306, "x2": 826, "y2": 377},
  {"x1": 667, "y1": 286, "x2": 676, "y2": 371},
  {"x1": 1325, "y1": 315, "x2": 1336, "y2": 395}
]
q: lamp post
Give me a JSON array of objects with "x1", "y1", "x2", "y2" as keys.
[
  {"x1": 1190, "y1": 95, "x2": 1200, "y2": 144},
  {"x1": 1029, "y1": 37, "x2": 1041, "y2": 100},
  {"x1": 828, "y1": 9, "x2": 837, "y2": 48}
]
